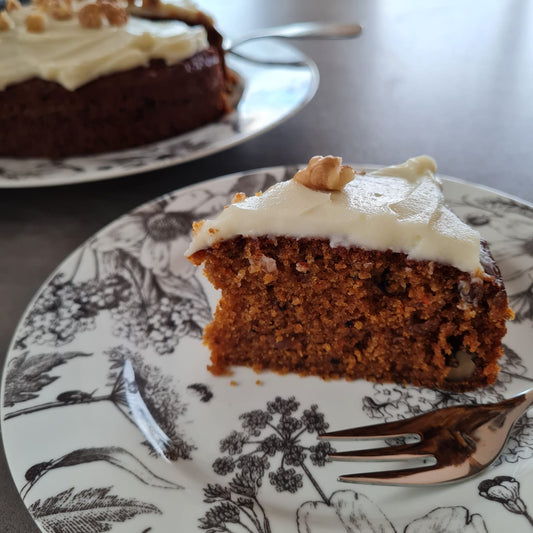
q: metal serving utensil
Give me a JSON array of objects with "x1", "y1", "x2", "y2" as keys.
[
  {"x1": 225, "y1": 22, "x2": 363, "y2": 66},
  {"x1": 319, "y1": 388, "x2": 533, "y2": 486}
]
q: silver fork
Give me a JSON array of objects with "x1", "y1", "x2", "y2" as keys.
[
  {"x1": 318, "y1": 387, "x2": 533, "y2": 486},
  {"x1": 225, "y1": 22, "x2": 362, "y2": 66}
]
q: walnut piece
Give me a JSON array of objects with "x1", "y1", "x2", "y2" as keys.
[
  {"x1": 141, "y1": 0, "x2": 160, "y2": 9},
  {"x1": 78, "y1": 3, "x2": 102, "y2": 27},
  {"x1": 6, "y1": 0, "x2": 21, "y2": 12},
  {"x1": 25, "y1": 11, "x2": 46, "y2": 32},
  {"x1": 100, "y1": 1, "x2": 128, "y2": 26},
  {"x1": 0, "y1": 10, "x2": 14, "y2": 30},
  {"x1": 78, "y1": 1, "x2": 128, "y2": 27},
  {"x1": 44, "y1": 0, "x2": 73, "y2": 20},
  {"x1": 293, "y1": 155, "x2": 355, "y2": 192}
]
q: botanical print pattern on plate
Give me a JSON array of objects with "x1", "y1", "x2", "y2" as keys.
[{"x1": 2, "y1": 166, "x2": 533, "y2": 532}]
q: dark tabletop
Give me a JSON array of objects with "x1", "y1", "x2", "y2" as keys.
[{"x1": 1, "y1": 0, "x2": 532, "y2": 530}]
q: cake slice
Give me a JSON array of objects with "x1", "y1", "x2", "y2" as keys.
[{"x1": 186, "y1": 156, "x2": 513, "y2": 391}]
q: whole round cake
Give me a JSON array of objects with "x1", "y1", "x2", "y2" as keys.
[{"x1": 0, "y1": 0, "x2": 231, "y2": 158}]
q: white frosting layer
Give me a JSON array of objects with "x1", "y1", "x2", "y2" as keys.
[
  {"x1": 0, "y1": 4, "x2": 209, "y2": 91},
  {"x1": 186, "y1": 156, "x2": 483, "y2": 274}
]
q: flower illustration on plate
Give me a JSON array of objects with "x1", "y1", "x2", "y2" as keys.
[
  {"x1": 478, "y1": 476, "x2": 533, "y2": 526},
  {"x1": 508, "y1": 279, "x2": 533, "y2": 323},
  {"x1": 490, "y1": 229, "x2": 533, "y2": 284},
  {"x1": 91, "y1": 198, "x2": 197, "y2": 289},
  {"x1": 88, "y1": 193, "x2": 221, "y2": 353},
  {"x1": 453, "y1": 194, "x2": 533, "y2": 292},
  {"x1": 200, "y1": 396, "x2": 335, "y2": 532}
]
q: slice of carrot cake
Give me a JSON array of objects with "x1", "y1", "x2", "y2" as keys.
[{"x1": 186, "y1": 155, "x2": 513, "y2": 391}]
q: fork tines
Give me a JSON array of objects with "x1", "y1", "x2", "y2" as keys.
[{"x1": 319, "y1": 419, "x2": 443, "y2": 486}]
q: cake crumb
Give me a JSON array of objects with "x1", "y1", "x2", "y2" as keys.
[
  {"x1": 231, "y1": 192, "x2": 246, "y2": 204},
  {"x1": 255, "y1": 379, "x2": 263, "y2": 386},
  {"x1": 230, "y1": 380, "x2": 238, "y2": 386},
  {"x1": 192, "y1": 220, "x2": 204, "y2": 236}
]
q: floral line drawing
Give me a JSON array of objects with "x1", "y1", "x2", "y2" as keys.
[
  {"x1": 509, "y1": 279, "x2": 533, "y2": 323},
  {"x1": 21, "y1": 446, "x2": 182, "y2": 500},
  {"x1": 200, "y1": 396, "x2": 334, "y2": 532},
  {"x1": 5, "y1": 346, "x2": 196, "y2": 462},
  {"x1": 29, "y1": 486, "x2": 161, "y2": 533},
  {"x1": 3, "y1": 171, "x2": 532, "y2": 532},
  {"x1": 452, "y1": 193, "x2": 533, "y2": 313},
  {"x1": 3, "y1": 350, "x2": 92, "y2": 408},
  {"x1": 200, "y1": 395, "x2": 491, "y2": 533},
  {"x1": 479, "y1": 476, "x2": 533, "y2": 528},
  {"x1": 361, "y1": 344, "x2": 533, "y2": 466}
]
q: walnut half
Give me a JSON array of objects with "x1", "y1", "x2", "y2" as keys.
[
  {"x1": 6, "y1": 0, "x2": 21, "y2": 12},
  {"x1": 0, "y1": 10, "x2": 14, "y2": 30},
  {"x1": 293, "y1": 155, "x2": 354, "y2": 192}
]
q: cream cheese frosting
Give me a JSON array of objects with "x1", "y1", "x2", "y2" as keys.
[
  {"x1": 0, "y1": 3, "x2": 209, "y2": 91},
  {"x1": 186, "y1": 156, "x2": 483, "y2": 274}
]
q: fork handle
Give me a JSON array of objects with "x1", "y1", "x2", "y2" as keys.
[{"x1": 228, "y1": 22, "x2": 362, "y2": 50}]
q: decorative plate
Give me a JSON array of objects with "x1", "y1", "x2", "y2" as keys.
[
  {"x1": 2, "y1": 166, "x2": 533, "y2": 533},
  {"x1": 0, "y1": 42, "x2": 318, "y2": 188}
]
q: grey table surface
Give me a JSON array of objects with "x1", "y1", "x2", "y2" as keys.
[{"x1": 1, "y1": 0, "x2": 532, "y2": 531}]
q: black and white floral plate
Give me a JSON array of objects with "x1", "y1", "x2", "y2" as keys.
[
  {"x1": 2, "y1": 165, "x2": 533, "y2": 533},
  {"x1": 0, "y1": 43, "x2": 318, "y2": 188}
]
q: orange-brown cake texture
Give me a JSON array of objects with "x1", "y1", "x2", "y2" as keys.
[{"x1": 186, "y1": 156, "x2": 513, "y2": 391}]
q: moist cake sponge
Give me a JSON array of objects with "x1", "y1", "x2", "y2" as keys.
[{"x1": 187, "y1": 156, "x2": 513, "y2": 391}]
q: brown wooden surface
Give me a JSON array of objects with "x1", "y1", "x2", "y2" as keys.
[{"x1": 1, "y1": 1, "x2": 532, "y2": 530}]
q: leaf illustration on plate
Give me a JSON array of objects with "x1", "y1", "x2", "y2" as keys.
[
  {"x1": 499, "y1": 344, "x2": 530, "y2": 383},
  {"x1": 29, "y1": 487, "x2": 161, "y2": 533},
  {"x1": 5, "y1": 345, "x2": 196, "y2": 462},
  {"x1": 464, "y1": 195, "x2": 533, "y2": 220},
  {"x1": 21, "y1": 446, "x2": 182, "y2": 499},
  {"x1": 297, "y1": 490, "x2": 396, "y2": 533},
  {"x1": 404, "y1": 506, "x2": 488, "y2": 532},
  {"x1": 107, "y1": 346, "x2": 196, "y2": 461},
  {"x1": 508, "y1": 280, "x2": 533, "y2": 323},
  {"x1": 3, "y1": 351, "x2": 92, "y2": 408}
]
